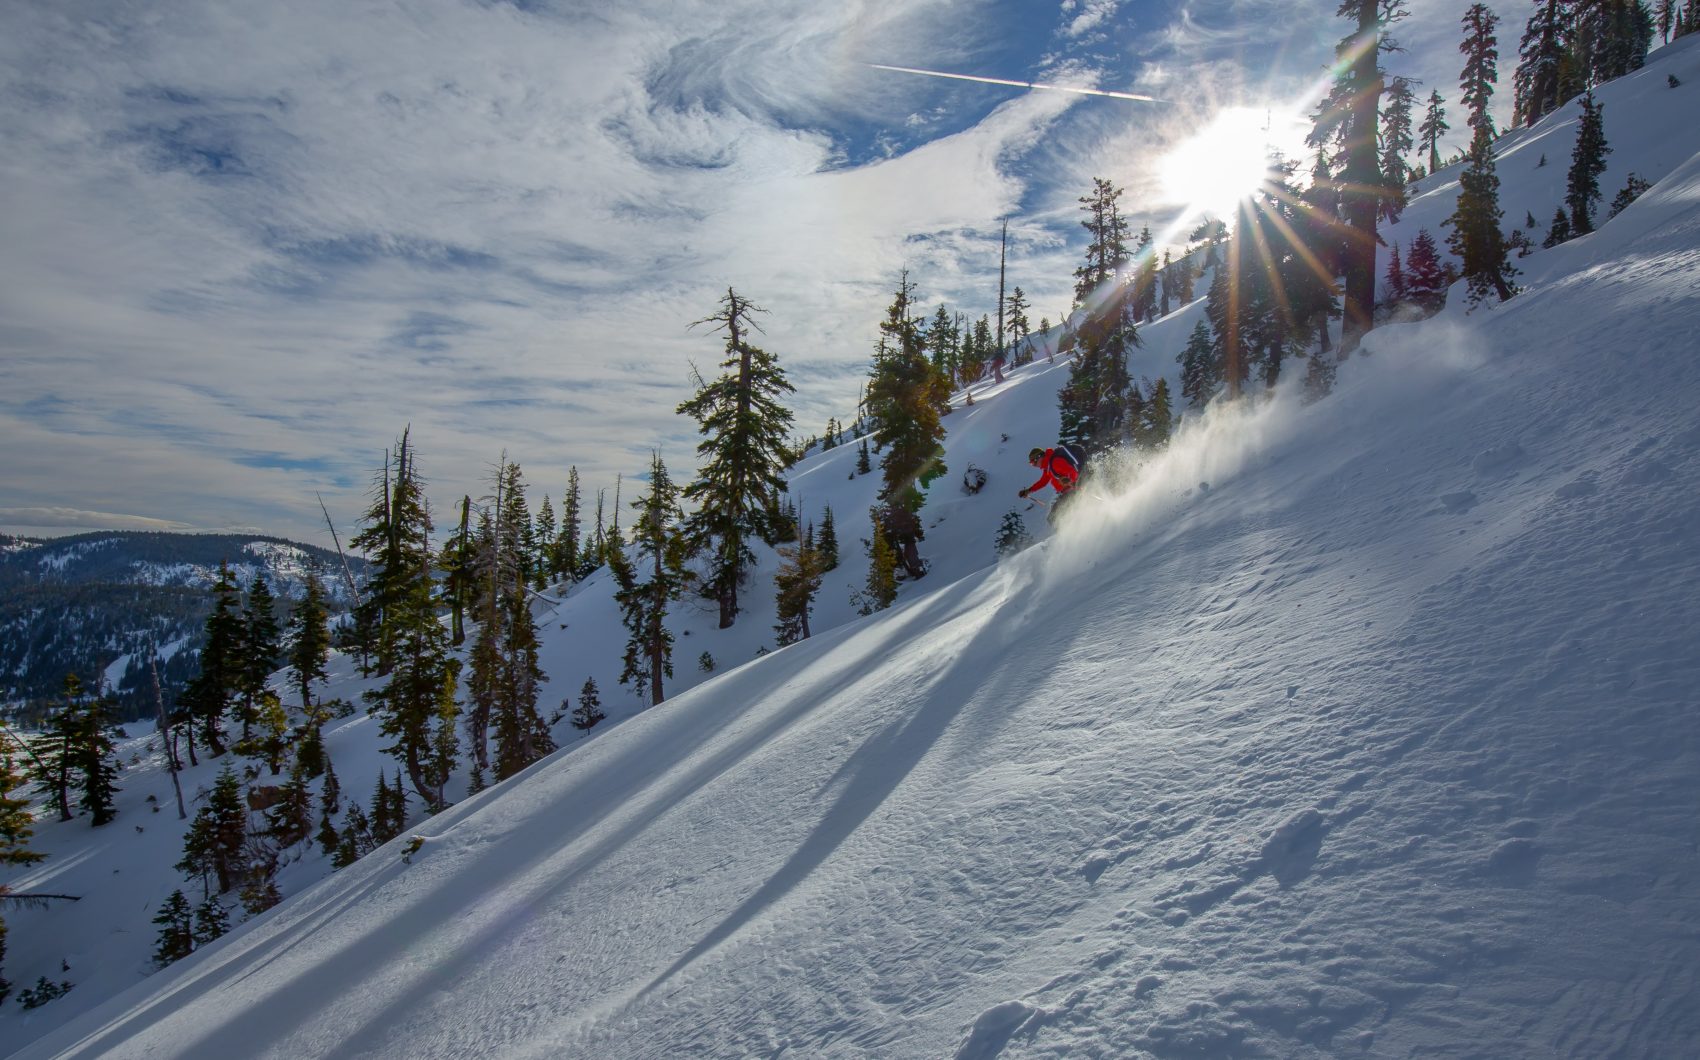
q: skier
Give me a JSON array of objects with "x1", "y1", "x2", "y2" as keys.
[{"x1": 1018, "y1": 445, "x2": 1083, "y2": 521}]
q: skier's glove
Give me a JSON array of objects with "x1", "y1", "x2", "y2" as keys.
[{"x1": 1018, "y1": 488, "x2": 1029, "y2": 498}]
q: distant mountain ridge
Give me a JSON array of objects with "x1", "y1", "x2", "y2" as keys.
[{"x1": 0, "y1": 531, "x2": 363, "y2": 721}]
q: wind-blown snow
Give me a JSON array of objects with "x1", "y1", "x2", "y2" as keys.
[{"x1": 6, "y1": 38, "x2": 1700, "y2": 1060}]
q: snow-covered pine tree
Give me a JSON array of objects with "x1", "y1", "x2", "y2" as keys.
[
  {"x1": 1447, "y1": 4, "x2": 1518, "y2": 305},
  {"x1": 1385, "y1": 242, "x2": 1409, "y2": 303},
  {"x1": 677, "y1": 288, "x2": 797, "y2": 629},
  {"x1": 994, "y1": 509, "x2": 1032, "y2": 557},
  {"x1": 1566, "y1": 91, "x2": 1611, "y2": 234}
]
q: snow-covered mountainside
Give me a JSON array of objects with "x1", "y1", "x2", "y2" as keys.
[
  {"x1": 6, "y1": 37, "x2": 1700, "y2": 1059},
  {"x1": 0, "y1": 532, "x2": 360, "y2": 720}
]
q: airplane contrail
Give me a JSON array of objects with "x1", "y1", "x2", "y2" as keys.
[{"x1": 867, "y1": 63, "x2": 1168, "y2": 105}]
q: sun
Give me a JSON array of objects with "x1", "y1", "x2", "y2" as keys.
[{"x1": 1158, "y1": 107, "x2": 1280, "y2": 221}]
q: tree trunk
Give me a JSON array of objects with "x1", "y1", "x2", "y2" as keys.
[{"x1": 1339, "y1": 0, "x2": 1383, "y2": 356}]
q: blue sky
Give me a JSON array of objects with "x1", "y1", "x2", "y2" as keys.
[{"x1": 0, "y1": 0, "x2": 1487, "y2": 542}]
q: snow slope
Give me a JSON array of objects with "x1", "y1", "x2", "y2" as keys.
[{"x1": 8, "y1": 40, "x2": 1700, "y2": 1058}]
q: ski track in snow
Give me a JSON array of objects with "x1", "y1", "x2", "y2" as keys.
[{"x1": 8, "y1": 36, "x2": 1700, "y2": 1060}]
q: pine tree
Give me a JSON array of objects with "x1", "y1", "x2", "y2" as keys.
[
  {"x1": 994, "y1": 509, "x2": 1032, "y2": 557},
  {"x1": 773, "y1": 540, "x2": 825, "y2": 646},
  {"x1": 1543, "y1": 204, "x2": 1574, "y2": 246},
  {"x1": 1404, "y1": 228, "x2": 1451, "y2": 308},
  {"x1": 1310, "y1": 0, "x2": 1409, "y2": 353},
  {"x1": 1418, "y1": 90, "x2": 1449, "y2": 175},
  {"x1": 287, "y1": 571, "x2": 331, "y2": 713},
  {"x1": 439, "y1": 495, "x2": 474, "y2": 648},
  {"x1": 865, "y1": 272, "x2": 952, "y2": 581},
  {"x1": 926, "y1": 304, "x2": 959, "y2": 379},
  {"x1": 857, "y1": 514, "x2": 900, "y2": 615},
  {"x1": 571, "y1": 677, "x2": 604, "y2": 731},
  {"x1": 72, "y1": 689, "x2": 119, "y2": 826},
  {"x1": 180, "y1": 563, "x2": 243, "y2": 756},
  {"x1": 465, "y1": 459, "x2": 554, "y2": 783},
  {"x1": 854, "y1": 438, "x2": 871, "y2": 476},
  {"x1": 678, "y1": 288, "x2": 797, "y2": 629},
  {"x1": 1203, "y1": 250, "x2": 1251, "y2": 399},
  {"x1": 816, "y1": 505, "x2": 840, "y2": 572},
  {"x1": 1447, "y1": 4, "x2": 1518, "y2": 305},
  {"x1": 354, "y1": 430, "x2": 459, "y2": 811},
  {"x1": 1380, "y1": 76, "x2": 1418, "y2": 223},
  {"x1": 1565, "y1": 91, "x2": 1611, "y2": 234},
  {"x1": 237, "y1": 574, "x2": 282, "y2": 741},
  {"x1": 534, "y1": 495, "x2": 556, "y2": 581},
  {"x1": 33, "y1": 675, "x2": 80, "y2": 822},
  {"x1": 192, "y1": 895, "x2": 229, "y2": 946},
  {"x1": 1073, "y1": 178, "x2": 1131, "y2": 306},
  {"x1": 332, "y1": 801, "x2": 373, "y2": 868},
  {"x1": 177, "y1": 763, "x2": 248, "y2": 895},
  {"x1": 1133, "y1": 226, "x2": 1160, "y2": 322},
  {"x1": 2, "y1": 748, "x2": 47, "y2": 1001},
  {"x1": 266, "y1": 756, "x2": 314, "y2": 848},
  {"x1": 316, "y1": 760, "x2": 342, "y2": 857},
  {"x1": 1004, "y1": 286, "x2": 1032, "y2": 364},
  {"x1": 1142, "y1": 378, "x2": 1175, "y2": 448},
  {"x1": 369, "y1": 772, "x2": 395, "y2": 844},
  {"x1": 1061, "y1": 179, "x2": 1141, "y2": 435},
  {"x1": 1178, "y1": 319, "x2": 1219, "y2": 408},
  {"x1": 1515, "y1": 0, "x2": 1572, "y2": 127},
  {"x1": 556, "y1": 466, "x2": 583, "y2": 583},
  {"x1": 151, "y1": 890, "x2": 196, "y2": 967},
  {"x1": 1385, "y1": 242, "x2": 1409, "y2": 303},
  {"x1": 614, "y1": 452, "x2": 689, "y2": 709},
  {"x1": 1608, "y1": 172, "x2": 1653, "y2": 218}
]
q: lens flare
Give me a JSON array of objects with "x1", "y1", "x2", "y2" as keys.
[{"x1": 1159, "y1": 107, "x2": 1280, "y2": 221}]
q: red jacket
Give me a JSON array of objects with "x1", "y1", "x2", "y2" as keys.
[{"x1": 1026, "y1": 449, "x2": 1079, "y2": 495}]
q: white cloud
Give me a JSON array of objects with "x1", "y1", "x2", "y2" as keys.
[{"x1": 0, "y1": 0, "x2": 1491, "y2": 541}]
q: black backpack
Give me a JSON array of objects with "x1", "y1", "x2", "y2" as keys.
[{"x1": 1053, "y1": 443, "x2": 1087, "y2": 474}]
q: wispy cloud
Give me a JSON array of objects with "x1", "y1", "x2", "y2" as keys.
[{"x1": 0, "y1": 0, "x2": 1482, "y2": 540}]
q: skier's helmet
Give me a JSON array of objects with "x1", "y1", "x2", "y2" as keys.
[{"x1": 1028, "y1": 447, "x2": 1045, "y2": 464}]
